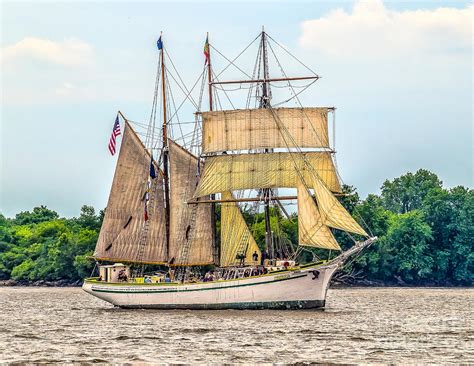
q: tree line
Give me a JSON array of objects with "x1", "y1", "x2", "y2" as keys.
[{"x1": 0, "y1": 169, "x2": 472, "y2": 285}]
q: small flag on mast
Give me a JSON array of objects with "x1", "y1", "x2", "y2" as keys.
[
  {"x1": 204, "y1": 35, "x2": 210, "y2": 64},
  {"x1": 157, "y1": 36, "x2": 163, "y2": 50},
  {"x1": 144, "y1": 180, "x2": 151, "y2": 222},
  {"x1": 108, "y1": 116, "x2": 121, "y2": 155},
  {"x1": 144, "y1": 202, "x2": 149, "y2": 222},
  {"x1": 150, "y1": 155, "x2": 157, "y2": 179}
]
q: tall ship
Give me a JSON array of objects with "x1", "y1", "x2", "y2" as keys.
[{"x1": 83, "y1": 29, "x2": 377, "y2": 309}]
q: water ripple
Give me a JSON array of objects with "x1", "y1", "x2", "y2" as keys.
[{"x1": 0, "y1": 287, "x2": 472, "y2": 364}]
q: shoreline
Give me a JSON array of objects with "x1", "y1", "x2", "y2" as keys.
[
  {"x1": 1, "y1": 279, "x2": 469, "y2": 288},
  {"x1": 0, "y1": 279, "x2": 82, "y2": 287}
]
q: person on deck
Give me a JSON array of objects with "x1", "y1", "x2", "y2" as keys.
[
  {"x1": 252, "y1": 251, "x2": 259, "y2": 265},
  {"x1": 117, "y1": 269, "x2": 128, "y2": 282},
  {"x1": 209, "y1": 271, "x2": 215, "y2": 281},
  {"x1": 236, "y1": 253, "x2": 245, "y2": 267}
]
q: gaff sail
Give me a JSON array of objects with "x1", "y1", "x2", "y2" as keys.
[
  {"x1": 168, "y1": 140, "x2": 214, "y2": 266},
  {"x1": 94, "y1": 122, "x2": 168, "y2": 264}
]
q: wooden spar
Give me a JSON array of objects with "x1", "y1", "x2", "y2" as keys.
[
  {"x1": 160, "y1": 33, "x2": 171, "y2": 258},
  {"x1": 187, "y1": 192, "x2": 348, "y2": 205},
  {"x1": 195, "y1": 106, "x2": 336, "y2": 115},
  {"x1": 206, "y1": 33, "x2": 219, "y2": 266},
  {"x1": 211, "y1": 76, "x2": 319, "y2": 85},
  {"x1": 188, "y1": 195, "x2": 298, "y2": 204}
]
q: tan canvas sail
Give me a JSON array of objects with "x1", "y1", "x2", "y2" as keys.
[
  {"x1": 201, "y1": 107, "x2": 330, "y2": 153},
  {"x1": 311, "y1": 176, "x2": 368, "y2": 236},
  {"x1": 168, "y1": 140, "x2": 214, "y2": 266},
  {"x1": 193, "y1": 151, "x2": 341, "y2": 198},
  {"x1": 94, "y1": 122, "x2": 167, "y2": 264},
  {"x1": 220, "y1": 191, "x2": 261, "y2": 267},
  {"x1": 297, "y1": 184, "x2": 341, "y2": 250}
]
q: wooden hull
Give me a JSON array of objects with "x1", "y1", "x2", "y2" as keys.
[{"x1": 82, "y1": 263, "x2": 338, "y2": 310}]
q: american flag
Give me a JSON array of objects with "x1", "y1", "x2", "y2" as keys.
[{"x1": 108, "y1": 116, "x2": 121, "y2": 155}]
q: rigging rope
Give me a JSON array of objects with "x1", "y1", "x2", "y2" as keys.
[
  {"x1": 266, "y1": 34, "x2": 320, "y2": 77},
  {"x1": 212, "y1": 70, "x2": 236, "y2": 110},
  {"x1": 211, "y1": 32, "x2": 261, "y2": 80}
]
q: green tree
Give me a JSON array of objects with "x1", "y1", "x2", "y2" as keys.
[
  {"x1": 451, "y1": 190, "x2": 474, "y2": 284},
  {"x1": 422, "y1": 186, "x2": 469, "y2": 282},
  {"x1": 355, "y1": 194, "x2": 391, "y2": 237},
  {"x1": 347, "y1": 195, "x2": 393, "y2": 280},
  {"x1": 14, "y1": 206, "x2": 59, "y2": 225},
  {"x1": 381, "y1": 169, "x2": 442, "y2": 213},
  {"x1": 76, "y1": 205, "x2": 101, "y2": 230},
  {"x1": 385, "y1": 210, "x2": 434, "y2": 283}
]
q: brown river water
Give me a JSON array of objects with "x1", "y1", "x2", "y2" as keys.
[{"x1": 0, "y1": 287, "x2": 472, "y2": 364}]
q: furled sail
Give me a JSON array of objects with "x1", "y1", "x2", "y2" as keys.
[
  {"x1": 168, "y1": 140, "x2": 214, "y2": 266},
  {"x1": 94, "y1": 122, "x2": 167, "y2": 264},
  {"x1": 201, "y1": 107, "x2": 330, "y2": 153},
  {"x1": 220, "y1": 191, "x2": 261, "y2": 267},
  {"x1": 311, "y1": 176, "x2": 368, "y2": 236},
  {"x1": 297, "y1": 183, "x2": 341, "y2": 250},
  {"x1": 193, "y1": 151, "x2": 341, "y2": 198}
]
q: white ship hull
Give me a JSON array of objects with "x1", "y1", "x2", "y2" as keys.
[{"x1": 82, "y1": 263, "x2": 339, "y2": 310}]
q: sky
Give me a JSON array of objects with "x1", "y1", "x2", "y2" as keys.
[{"x1": 1, "y1": 0, "x2": 472, "y2": 218}]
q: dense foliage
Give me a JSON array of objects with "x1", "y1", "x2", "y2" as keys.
[
  {"x1": 0, "y1": 206, "x2": 101, "y2": 282},
  {"x1": 0, "y1": 169, "x2": 472, "y2": 285}
]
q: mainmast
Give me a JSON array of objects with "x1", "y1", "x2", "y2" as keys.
[
  {"x1": 206, "y1": 33, "x2": 219, "y2": 265},
  {"x1": 160, "y1": 33, "x2": 171, "y2": 258},
  {"x1": 260, "y1": 28, "x2": 273, "y2": 258}
]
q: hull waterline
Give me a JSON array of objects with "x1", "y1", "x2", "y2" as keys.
[{"x1": 82, "y1": 263, "x2": 338, "y2": 310}]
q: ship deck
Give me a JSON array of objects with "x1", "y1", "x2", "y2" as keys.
[{"x1": 84, "y1": 260, "x2": 327, "y2": 286}]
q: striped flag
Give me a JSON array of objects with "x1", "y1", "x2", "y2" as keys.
[
  {"x1": 108, "y1": 116, "x2": 121, "y2": 155},
  {"x1": 203, "y1": 35, "x2": 210, "y2": 64}
]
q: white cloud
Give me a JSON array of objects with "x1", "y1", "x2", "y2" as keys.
[
  {"x1": 295, "y1": 1, "x2": 472, "y2": 197},
  {"x1": 55, "y1": 82, "x2": 76, "y2": 96},
  {"x1": 299, "y1": 1, "x2": 472, "y2": 58},
  {"x1": 2, "y1": 37, "x2": 94, "y2": 67}
]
